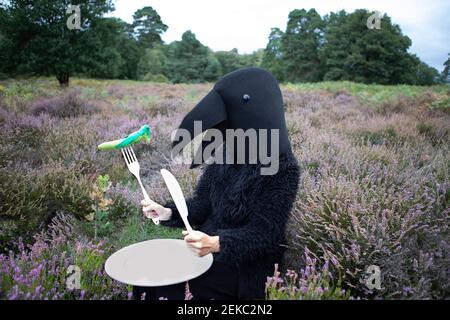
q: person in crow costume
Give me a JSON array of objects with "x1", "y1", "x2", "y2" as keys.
[{"x1": 134, "y1": 67, "x2": 299, "y2": 300}]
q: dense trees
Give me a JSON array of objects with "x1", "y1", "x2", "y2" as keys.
[
  {"x1": 137, "y1": 46, "x2": 167, "y2": 81},
  {"x1": 0, "y1": 2, "x2": 446, "y2": 86},
  {"x1": 164, "y1": 30, "x2": 220, "y2": 83},
  {"x1": 132, "y1": 6, "x2": 167, "y2": 49},
  {"x1": 0, "y1": 0, "x2": 114, "y2": 86},
  {"x1": 0, "y1": 2, "x2": 170, "y2": 85},
  {"x1": 320, "y1": 10, "x2": 416, "y2": 84},
  {"x1": 262, "y1": 9, "x2": 443, "y2": 85},
  {"x1": 79, "y1": 18, "x2": 127, "y2": 79},
  {"x1": 442, "y1": 53, "x2": 450, "y2": 83},
  {"x1": 410, "y1": 56, "x2": 441, "y2": 86},
  {"x1": 282, "y1": 9, "x2": 324, "y2": 83},
  {"x1": 215, "y1": 48, "x2": 262, "y2": 76},
  {"x1": 261, "y1": 28, "x2": 285, "y2": 81}
]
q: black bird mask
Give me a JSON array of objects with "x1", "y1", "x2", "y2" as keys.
[{"x1": 171, "y1": 67, "x2": 291, "y2": 173}]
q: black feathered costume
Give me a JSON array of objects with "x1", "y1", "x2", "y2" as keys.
[{"x1": 135, "y1": 68, "x2": 300, "y2": 299}]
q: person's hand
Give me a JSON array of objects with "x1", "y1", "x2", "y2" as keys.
[
  {"x1": 183, "y1": 230, "x2": 220, "y2": 257},
  {"x1": 141, "y1": 200, "x2": 172, "y2": 221}
]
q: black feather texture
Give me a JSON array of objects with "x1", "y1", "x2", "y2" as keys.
[{"x1": 162, "y1": 151, "x2": 300, "y2": 298}]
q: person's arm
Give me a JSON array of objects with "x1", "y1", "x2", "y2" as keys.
[
  {"x1": 215, "y1": 164, "x2": 299, "y2": 264},
  {"x1": 161, "y1": 166, "x2": 213, "y2": 228}
]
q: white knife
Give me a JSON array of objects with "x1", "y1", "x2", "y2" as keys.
[{"x1": 160, "y1": 169, "x2": 193, "y2": 233}]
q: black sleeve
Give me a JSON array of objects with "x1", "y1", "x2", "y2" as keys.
[
  {"x1": 215, "y1": 163, "x2": 299, "y2": 264},
  {"x1": 161, "y1": 166, "x2": 213, "y2": 228}
]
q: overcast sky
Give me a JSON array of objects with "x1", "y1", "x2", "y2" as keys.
[{"x1": 112, "y1": 0, "x2": 449, "y2": 71}]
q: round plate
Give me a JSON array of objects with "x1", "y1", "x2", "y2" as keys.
[{"x1": 105, "y1": 239, "x2": 213, "y2": 287}]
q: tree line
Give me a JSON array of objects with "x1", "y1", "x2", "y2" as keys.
[
  {"x1": 261, "y1": 9, "x2": 448, "y2": 85},
  {"x1": 0, "y1": 1, "x2": 448, "y2": 87}
]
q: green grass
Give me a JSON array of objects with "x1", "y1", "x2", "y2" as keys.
[
  {"x1": 285, "y1": 81, "x2": 450, "y2": 103},
  {"x1": 1, "y1": 77, "x2": 448, "y2": 105},
  {"x1": 111, "y1": 211, "x2": 182, "y2": 249}
]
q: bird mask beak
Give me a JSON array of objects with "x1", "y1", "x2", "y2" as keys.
[{"x1": 171, "y1": 89, "x2": 227, "y2": 168}]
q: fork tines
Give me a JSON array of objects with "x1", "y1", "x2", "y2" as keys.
[{"x1": 121, "y1": 147, "x2": 137, "y2": 164}]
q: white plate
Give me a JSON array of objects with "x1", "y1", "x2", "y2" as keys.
[{"x1": 105, "y1": 239, "x2": 213, "y2": 287}]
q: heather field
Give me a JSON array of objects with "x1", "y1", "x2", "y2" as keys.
[{"x1": 0, "y1": 78, "x2": 448, "y2": 300}]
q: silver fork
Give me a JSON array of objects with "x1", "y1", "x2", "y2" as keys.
[{"x1": 121, "y1": 147, "x2": 160, "y2": 225}]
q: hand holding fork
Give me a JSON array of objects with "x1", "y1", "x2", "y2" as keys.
[{"x1": 121, "y1": 147, "x2": 162, "y2": 225}]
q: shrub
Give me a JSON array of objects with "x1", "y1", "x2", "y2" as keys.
[
  {"x1": 266, "y1": 249, "x2": 350, "y2": 300},
  {"x1": 373, "y1": 92, "x2": 436, "y2": 116},
  {"x1": 0, "y1": 121, "x2": 48, "y2": 167},
  {"x1": 287, "y1": 169, "x2": 449, "y2": 298},
  {"x1": 431, "y1": 97, "x2": 450, "y2": 113},
  {"x1": 141, "y1": 73, "x2": 169, "y2": 83},
  {"x1": 0, "y1": 162, "x2": 94, "y2": 249},
  {"x1": 141, "y1": 98, "x2": 182, "y2": 117},
  {"x1": 1, "y1": 78, "x2": 448, "y2": 300},
  {"x1": 416, "y1": 120, "x2": 449, "y2": 145},
  {"x1": 0, "y1": 214, "x2": 131, "y2": 300},
  {"x1": 29, "y1": 90, "x2": 100, "y2": 118},
  {"x1": 87, "y1": 175, "x2": 115, "y2": 240},
  {"x1": 0, "y1": 96, "x2": 6, "y2": 112},
  {"x1": 0, "y1": 169, "x2": 47, "y2": 248},
  {"x1": 356, "y1": 126, "x2": 398, "y2": 146}
]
